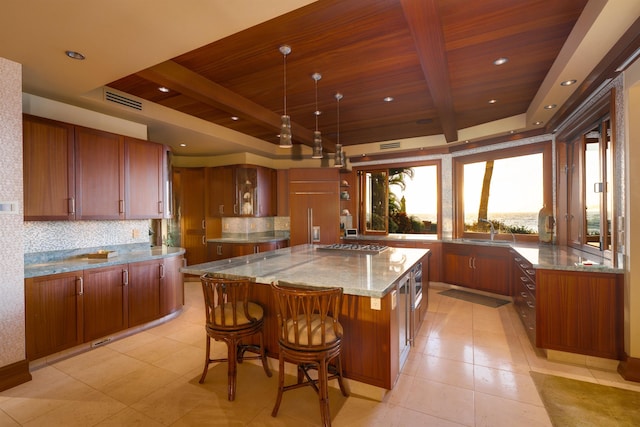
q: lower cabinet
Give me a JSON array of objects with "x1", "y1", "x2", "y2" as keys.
[
  {"x1": 207, "y1": 240, "x2": 289, "y2": 261},
  {"x1": 83, "y1": 265, "x2": 128, "y2": 342},
  {"x1": 511, "y1": 252, "x2": 536, "y2": 346},
  {"x1": 25, "y1": 255, "x2": 184, "y2": 360},
  {"x1": 25, "y1": 272, "x2": 83, "y2": 360},
  {"x1": 442, "y1": 243, "x2": 510, "y2": 295},
  {"x1": 536, "y1": 268, "x2": 623, "y2": 359}
]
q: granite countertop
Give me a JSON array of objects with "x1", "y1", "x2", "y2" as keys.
[
  {"x1": 343, "y1": 234, "x2": 620, "y2": 273},
  {"x1": 181, "y1": 243, "x2": 428, "y2": 298},
  {"x1": 24, "y1": 245, "x2": 185, "y2": 278},
  {"x1": 207, "y1": 236, "x2": 289, "y2": 244}
]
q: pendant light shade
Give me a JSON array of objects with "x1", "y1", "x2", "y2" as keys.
[
  {"x1": 334, "y1": 92, "x2": 344, "y2": 168},
  {"x1": 311, "y1": 72, "x2": 323, "y2": 159},
  {"x1": 279, "y1": 45, "x2": 292, "y2": 148}
]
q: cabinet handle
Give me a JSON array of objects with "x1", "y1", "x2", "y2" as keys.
[
  {"x1": 472, "y1": 257, "x2": 476, "y2": 269},
  {"x1": 468, "y1": 257, "x2": 473, "y2": 269},
  {"x1": 255, "y1": 245, "x2": 259, "y2": 254},
  {"x1": 526, "y1": 301, "x2": 535, "y2": 309},
  {"x1": 201, "y1": 219, "x2": 206, "y2": 230},
  {"x1": 119, "y1": 200, "x2": 125, "y2": 213},
  {"x1": 68, "y1": 198, "x2": 75, "y2": 214},
  {"x1": 526, "y1": 269, "x2": 535, "y2": 276},
  {"x1": 520, "y1": 276, "x2": 528, "y2": 283},
  {"x1": 219, "y1": 205, "x2": 224, "y2": 215},
  {"x1": 77, "y1": 276, "x2": 83, "y2": 296},
  {"x1": 520, "y1": 291, "x2": 528, "y2": 298},
  {"x1": 159, "y1": 264, "x2": 165, "y2": 279},
  {"x1": 122, "y1": 269, "x2": 129, "y2": 286},
  {"x1": 525, "y1": 283, "x2": 535, "y2": 291},
  {"x1": 158, "y1": 201, "x2": 163, "y2": 214},
  {"x1": 202, "y1": 235, "x2": 206, "y2": 245},
  {"x1": 217, "y1": 245, "x2": 222, "y2": 256},
  {"x1": 234, "y1": 204, "x2": 238, "y2": 215}
]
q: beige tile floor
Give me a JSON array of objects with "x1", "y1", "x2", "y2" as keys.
[{"x1": 2, "y1": 279, "x2": 640, "y2": 426}]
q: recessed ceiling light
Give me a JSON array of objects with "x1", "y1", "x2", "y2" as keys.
[
  {"x1": 560, "y1": 79, "x2": 577, "y2": 86},
  {"x1": 488, "y1": 99, "x2": 498, "y2": 104},
  {"x1": 158, "y1": 87, "x2": 170, "y2": 93},
  {"x1": 65, "y1": 50, "x2": 85, "y2": 60},
  {"x1": 534, "y1": 121, "x2": 543, "y2": 125},
  {"x1": 231, "y1": 116, "x2": 239, "y2": 121},
  {"x1": 383, "y1": 96, "x2": 394, "y2": 102},
  {"x1": 493, "y1": 57, "x2": 508, "y2": 66},
  {"x1": 179, "y1": 143, "x2": 187, "y2": 147},
  {"x1": 544, "y1": 104, "x2": 557, "y2": 109}
]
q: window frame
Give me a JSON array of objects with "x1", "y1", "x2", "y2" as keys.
[
  {"x1": 453, "y1": 142, "x2": 552, "y2": 242},
  {"x1": 356, "y1": 159, "x2": 442, "y2": 237}
]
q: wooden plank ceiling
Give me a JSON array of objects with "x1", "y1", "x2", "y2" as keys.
[{"x1": 107, "y1": 0, "x2": 588, "y2": 152}]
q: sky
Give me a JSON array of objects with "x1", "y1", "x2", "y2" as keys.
[{"x1": 392, "y1": 153, "x2": 544, "y2": 219}]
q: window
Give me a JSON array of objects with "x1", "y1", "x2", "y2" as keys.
[
  {"x1": 454, "y1": 143, "x2": 552, "y2": 241},
  {"x1": 567, "y1": 116, "x2": 614, "y2": 257},
  {"x1": 358, "y1": 162, "x2": 440, "y2": 236}
]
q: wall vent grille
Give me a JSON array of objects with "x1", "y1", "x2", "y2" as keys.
[
  {"x1": 104, "y1": 89, "x2": 143, "y2": 111},
  {"x1": 91, "y1": 337, "x2": 112, "y2": 347},
  {"x1": 380, "y1": 141, "x2": 400, "y2": 150}
]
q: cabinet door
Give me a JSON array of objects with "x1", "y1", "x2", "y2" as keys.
[
  {"x1": 441, "y1": 244, "x2": 474, "y2": 287},
  {"x1": 23, "y1": 115, "x2": 75, "y2": 220},
  {"x1": 290, "y1": 180, "x2": 340, "y2": 246},
  {"x1": 207, "y1": 242, "x2": 233, "y2": 261},
  {"x1": 128, "y1": 260, "x2": 162, "y2": 327},
  {"x1": 175, "y1": 167, "x2": 207, "y2": 265},
  {"x1": 83, "y1": 265, "x2": 128, "y2": 341},
  {"x1": 256, "y1": 166, "x2": 275, "y2": 216},
  {"x1": 474, "y1": 247, "x2": 510, "y2": 295},
  {"x1": 160, "y1": 255, "x2": 184, "y2": 316},
  {"x1": 207, "y1": 166, "x2": 235, "y2": 217},
  {"x1": 75, "y1": 126, "x2": 125, "y2": 219},
  {"x1": 25, "y1": 273, "x2": 83, "y2": 360},
  {"x1": 125, "y1": 137, "x2": 163, "y2": 219}
]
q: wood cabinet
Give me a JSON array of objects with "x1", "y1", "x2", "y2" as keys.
[
  {"x1": 23, "y1": 115, "x2": 75, "y2": 220},
  {"x1": 536, "y1": 268, "x2": 623, "y2": 359},
  {"x1": 74, "y1": 126, "x2": 125, "y2": 220},
  {"x1": 83, "y1": 265, "x2": 128, "y2": 342},
  {"x1": 207, "y1": 165, "x2": 276, "y2": 217},
  {"x1": 23, "y1": 115, "x2": 168, "y2": 221},
  {"x1": 25, "y1": 272, "x2": 83, "y2": 360},
  {"x1": 25, "y1": 255, "x2": 184, "y2": 360},
  {"x1": 128, "y1": 259, "x2": 163, "y2": 327},
  {"x1": 442, "y1": 243, "x2": 510, "y2": 295},
  {"x1": 174, "y1": 167, "x2": 207, "y2": 265},
  {"x1": 511, "y1": 252, "x2": 536, "y2": 346},
  {"x1": 160, "y1": 255, "x2": 184, "y2": 316},
  {"x1": 207, "y1": 240, "x2": 289, "y2": 261},
  {"x1": 125, "y1": 137, "x2": 164, "y2": 219},
  {"x1": 289, "y1": 168, "x2": 340, "y2": 246},
  {"x1": 207, "y1": 166, "x2": 235, "y2": 217}
]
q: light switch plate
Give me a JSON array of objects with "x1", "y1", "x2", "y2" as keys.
[
  {"x1": 0, "y1": 201, "x2": 19, "y2": 214},
  {"x1": 370, "y1": 297, "x2": 381, "y2": 311}
]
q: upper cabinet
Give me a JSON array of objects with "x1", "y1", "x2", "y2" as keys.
[
  {"x1": 23, "y1": 114, "x2": 168, "y2": 221},
  {"x1": 208, "y1": 165, "x2": 276, "y2": 218},
  {"x1": 23, "y1": 115, "x2": 75, "y2": 220},
  {"x1": 125, "y1": 137, "x2": 164, "y2": 219},
  {"x1": 74, "y1": 126, "x2": 125, "y2": 220}
]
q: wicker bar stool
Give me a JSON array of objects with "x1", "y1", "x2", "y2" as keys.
[
  {"x1": 199, "y1": 273, "x2": 271, "y2": 401},
  {"x1": 270, "y1": 281, "x2": 349, "y2": 427}
]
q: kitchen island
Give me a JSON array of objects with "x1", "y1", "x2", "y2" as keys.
[{"x1": 181, "y1": 243, "x2": 430, "y2": 390}]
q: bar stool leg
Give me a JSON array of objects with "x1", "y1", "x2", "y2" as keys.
[
  {"x1": 271, "y1": 354, "x2": 286, "y2": 417},
  {"x1": 199, "y1": 336, "x2": 211, "y2": 384}
]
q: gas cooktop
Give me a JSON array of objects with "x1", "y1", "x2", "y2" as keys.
[{"x1": 317, "y1": 243, "x2": 389, "y2": 254}]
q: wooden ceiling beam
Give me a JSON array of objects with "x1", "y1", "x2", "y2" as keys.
[
  {"x1": 137, "y1": 60, "x2": 335, "y2": 150},
  {"x1": 401, "y1": 0, "x2": 458, "y2": 143}
]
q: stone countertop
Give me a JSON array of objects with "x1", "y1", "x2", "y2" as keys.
[
  {"x1": 343, "y1": 234, "x2": 621, "y2": 273},
  {"x1": 24, "y1": 245, "x2": 186, "y2": 278},
  {"x1": 207, "y1": 236, "x2": 289, "y2": 244},
  {"x1": 181, "y1": 243, "x2": 429, "y2": 298}
]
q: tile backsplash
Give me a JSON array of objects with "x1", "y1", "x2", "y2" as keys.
[{"x1": 24, "y1": 220, "x2": 152, "y2": 254}]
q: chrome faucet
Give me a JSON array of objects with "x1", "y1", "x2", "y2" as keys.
[{"x1": 479, "y1": 218, "x2": 497, "y2": 241}]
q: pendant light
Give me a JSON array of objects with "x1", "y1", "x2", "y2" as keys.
[
  {"x1": 279, "y1": 45, "x2": 292, "y2": 148},
  {"x1": 311, "y1": 72, "x2": 323, "y2": 159},
  {"x1": 334, "y1": 92, "x2": 344, "y2": 167}
]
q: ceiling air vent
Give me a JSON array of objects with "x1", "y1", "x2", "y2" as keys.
[
  {"x1": 380, "y1": 141, "x2": 400, "y2": 150},
  {"x1": 104, "y1": 89, "x2": 143, "y2": 111}
]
